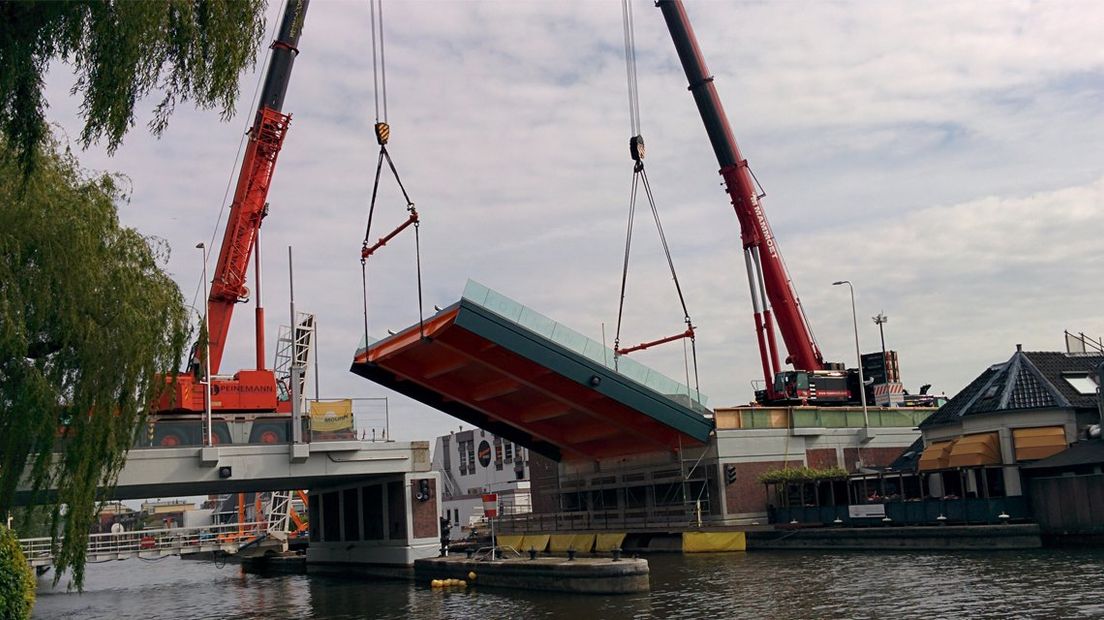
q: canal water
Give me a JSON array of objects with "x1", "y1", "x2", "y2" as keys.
[{"x1": 33, "y1": 548, "x2": 1104, "y2": 619}]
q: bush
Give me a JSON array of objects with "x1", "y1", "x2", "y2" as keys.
[{"x1": 0, "y1": 527, "x2": 35, "y2": 620}]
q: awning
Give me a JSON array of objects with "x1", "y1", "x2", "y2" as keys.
[
  {"x1": 1013, "y1": 426, "x2": 1068, "y2": 461},
  {"x1": 947, "y1": 432, "x2": 1001, "y2": 468},
  {"x1": 918, "y1": 440, "x2": 955, "y2": 471},
  {"x1": 350, "y1": 281, "x2": 714, "y2": 462}
]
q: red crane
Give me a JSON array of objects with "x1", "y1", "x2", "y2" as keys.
[
  {"x1": 657, "y1": 1, "x2": 847, "y2": 403},
  {"x1": 156, "y1": 0, "x2": 309, "y2": 423},
  {"x1": 203, "y1": 0, "x2": 308, "y2": 374}
]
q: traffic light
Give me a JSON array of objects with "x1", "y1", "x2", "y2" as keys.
[{"x1": 724, "y1": 464, "x2": 737, "y2": 486}]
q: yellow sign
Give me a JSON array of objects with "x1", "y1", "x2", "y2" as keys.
[{"x1": 309, "y1": 399, "x2": 354, "y2": 432}]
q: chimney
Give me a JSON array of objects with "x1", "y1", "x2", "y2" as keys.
[{"x1": 1016, "y1": 344, "x2": 1022, "y2": 352}]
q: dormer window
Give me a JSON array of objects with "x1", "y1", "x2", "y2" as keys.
[{"x1": 1063, "y1": 373, "x2": 1099, "y2": 395}]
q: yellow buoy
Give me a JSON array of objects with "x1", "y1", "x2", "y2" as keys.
[
  {"x1": 468, "y1": 571, "x2": 477, "y2": 581},
  {"x1": 431, "y1": 579, "x2": 442, "y2": 588}
]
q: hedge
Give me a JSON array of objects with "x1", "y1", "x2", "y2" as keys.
[
  {"x1": 0, "y1": 527, "x2": 35, "y2": 620},
  {"x1": 758, "y1": 466, "x2": 849, "y2": 485}
]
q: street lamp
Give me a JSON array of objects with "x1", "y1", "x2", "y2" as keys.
[
  {"x1": 833, "y1": 280, "x2": 869, "y2": 429},
  {"x1": 873, "y1": 311, "x2": 889, "y2": 382},
  {"x1": 196, "y1": 242, "x2": 213, "y2": 447}
]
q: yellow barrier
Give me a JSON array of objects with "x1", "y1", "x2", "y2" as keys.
[
  {"x1": 549, "y1": 533, "x2": 595, "y2": 553},
  {"x1": 595, "y1": 532, "x2": 626, "y2": 552},
  {"x1": 496, "y1": 534, "x2": 524, "y2": 551},
  {"x1": 682, "y1": 531, "x2": 746, "y2": 553},
  {"x1": 520, "y1": 534, "x2": 549, "y2": 553}
]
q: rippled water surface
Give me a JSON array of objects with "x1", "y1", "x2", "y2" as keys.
[{"x1": 33, "y1": 549, "x2": 1104, "y2": 619}]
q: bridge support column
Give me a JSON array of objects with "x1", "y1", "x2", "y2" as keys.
[{"x1": 306, "y1": 471, "x2": 441, "y2": 572}]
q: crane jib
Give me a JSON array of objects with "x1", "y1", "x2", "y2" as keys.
[
  {"x1": 197, "y1": 0, "x2": 309, "y2": 374},
  {"x1": 657, "y1": 0, "x2": 824, "y2": 386}
]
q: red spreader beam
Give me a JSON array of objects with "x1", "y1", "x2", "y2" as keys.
[
  {"x1": 616, "y1": 327, "x2": 695, "y2": 356},
  {"x1": 361, "y1": 209, "x2": 419, "y2": 260}
]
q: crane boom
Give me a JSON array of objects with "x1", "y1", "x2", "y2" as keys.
[
  {"x1": 656, "y1": 0, "x2": 824, "y2": 395},
  {"x1": 202, "y1": 0, "x2": 309, "y2": 374}
]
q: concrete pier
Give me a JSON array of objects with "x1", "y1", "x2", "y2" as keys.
[
  {"x1": 747, "y1": 523, "x2": 1042, "y2": 550},
  {"x1": 414, "y1": 555, "x2": 650, "y2": 594}
]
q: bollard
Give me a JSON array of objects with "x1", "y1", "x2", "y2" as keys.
[
  {"x1": 567, "y1": 548, "x2": 576, "y2": 561},
  {"x1": 528, "y1": 547, "x2": 537, "y2": 560},
  {"x1": 612, "y1": 547, "x2": 621, "y2": 562},
  {"x1": 465, "y1": 548, "x2": 474, "y2": 559}
]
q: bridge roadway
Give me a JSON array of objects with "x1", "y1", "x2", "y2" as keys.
[{"x1": 13, "y1": 439, "x2": 430, "y2": 504}]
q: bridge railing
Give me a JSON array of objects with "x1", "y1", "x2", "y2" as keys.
[
  {"x1": 20, "y1": 521, "x2": 271, "y2": 566},
  {"x1": 136, "y1": 397, "x2": 391, "y2": 449}
]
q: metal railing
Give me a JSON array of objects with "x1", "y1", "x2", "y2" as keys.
[
  {"x1": 715, "y1": 406, "x2": 935, "y2": 431},
  {"x1": 19, "y1": 521, "x2": 272, "y2": 568},
  {"x1": 496, "y1": 506, "x2": 722, "y2": 534},
  {"x1": 771, "y1": 496, "x2": 1032, "y2": 527}
]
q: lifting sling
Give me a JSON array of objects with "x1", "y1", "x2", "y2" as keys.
[
  {"x1": 612, "y1": 0, "x2": 701, "y2": 401},
  {"x1": 359, "y1": 0, "x2": 426, "y2": 345}
]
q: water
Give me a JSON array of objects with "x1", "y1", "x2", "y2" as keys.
[{"x1": 33, "y1": 549, "x2": 1104, "y2": 619}]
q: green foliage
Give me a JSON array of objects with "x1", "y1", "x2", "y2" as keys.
[
  {"x1": 0, "y1": 137, "x2": 189, "y2": 589},
  {"x1": 758, "y1": 466, "x2": 849, "y2": 485},
  {"x1": 0, "y1": 527, "x2": 36, "y2": 620},
  {"x1": 0, "y1": 0, "x2": 268, "y2": 173}
]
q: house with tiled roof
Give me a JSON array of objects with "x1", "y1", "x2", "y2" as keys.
[{"x1": 917, "y1": 344, "x2": 1104, "y2": 502}]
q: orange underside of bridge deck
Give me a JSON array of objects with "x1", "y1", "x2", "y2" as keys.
[{"x1": 352, "y1": 307, "x2": 707, "y2": 462}]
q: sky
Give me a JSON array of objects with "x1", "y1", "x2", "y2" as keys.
[{"x1": 42, "y1": 0, "x2": 1104, "y2": 443}]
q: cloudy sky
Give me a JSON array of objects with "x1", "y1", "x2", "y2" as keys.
[{"x1": 44, "y1": 0, "x2": 1104, "y2": 441}]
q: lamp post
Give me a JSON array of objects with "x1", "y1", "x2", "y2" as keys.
[
  {"x1": 873, "y1": 311, "x2": 888, "y2": 383},
  {"x1": 196, "y1": 242, "x2": 213, "y2": 446},
  {"x1": 833, "y1": 280, "x2": 869, "y2": 429}
]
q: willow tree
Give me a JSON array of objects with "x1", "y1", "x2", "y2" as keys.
[
  {"x1": 0, "y1": 0, "x2": 268, "y2": 173},
  {"x1": 0, "y1": 137, "x2": 190, "y2": 588}
]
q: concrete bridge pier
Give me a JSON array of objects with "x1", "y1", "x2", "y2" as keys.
[{"x1": 305, "y1": 471, "x2": 442, "y2": 573}]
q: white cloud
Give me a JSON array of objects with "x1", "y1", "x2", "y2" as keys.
[{"x1": 39, "y1": 0, "x2": 1104, "y2": 440}]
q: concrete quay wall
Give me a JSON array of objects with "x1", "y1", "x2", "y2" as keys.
[{"x1": 747, "y1": 523, "x2": 1042, "y2": 551}]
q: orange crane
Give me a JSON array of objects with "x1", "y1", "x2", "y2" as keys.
[{"x1": 153, "y1": 0, "x2": 310, "y2": 443}]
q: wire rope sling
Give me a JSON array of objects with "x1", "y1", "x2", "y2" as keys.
[
  {"x1": 612, "y1": 0, "x2": 702, "y2": 403},
  {"x1": 359, "y1": 0, "x2": 428, "y2": 346}
]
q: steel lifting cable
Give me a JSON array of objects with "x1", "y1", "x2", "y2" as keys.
[
  {"x1": 360, "y1": 0, "x2": 426, "y2": 347},
  {"x1": 613, "y1": 0, "x2": 700, "y2": 401}
]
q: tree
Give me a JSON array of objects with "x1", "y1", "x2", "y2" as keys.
[
  {"x1": 0, "y1": 136, "x2": 190, "y2": 589},
  {"x1": 0, "y1": 526, "x2": 36, "y2": 620},
  {"x1": 0, "y1": 0, "x2": 268, "y2": 173}
]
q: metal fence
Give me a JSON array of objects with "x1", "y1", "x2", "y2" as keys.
[
  {"x1": 19, "y1": 521, "x2": 271, "y2": 567},
  {"x1": 496, "y1": 506, "x2": 719, "y2": 534},
  {"x1": 771, "y1": 496, "x2": 1032, "y2": 526}
]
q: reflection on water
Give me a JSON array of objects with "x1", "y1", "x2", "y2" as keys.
[{"x1": 33, "y1": 548, "x2": 1104, "y2": 619}]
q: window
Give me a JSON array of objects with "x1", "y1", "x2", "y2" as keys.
[
  {"x1": 1063, "y1": 374, "x2": 1099, "y2": 395},
  {"x1": 494, "y1": 440, "x2": 503, "y2": 471},
  {"x1": 458, "y1": 441, "x2": 468, "y2": 475},
  {"x1": 467, "y1": 442, "x2": 476, "y2": 473},
  {"x1": 504, "y1": 442, "x2": 513, "y2": 464}
]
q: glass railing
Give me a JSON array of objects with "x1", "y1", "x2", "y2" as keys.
[
  {"x1": 462, "y1": 280, "x2": 709, "y2": 409},
  {"x1": 715, "y1": 407, "x2": 935, "y2": 430}
]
